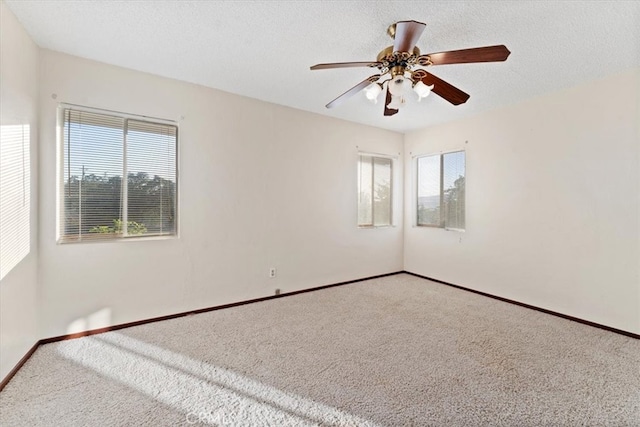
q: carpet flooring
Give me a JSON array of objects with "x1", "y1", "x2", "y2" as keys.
[{"x1": 1, "y1": 273, "x2": 639, "y2": 426}]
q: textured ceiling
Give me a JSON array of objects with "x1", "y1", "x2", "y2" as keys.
[{"x1": 5, "y1": 0, "x2": 640, "y2": 133}]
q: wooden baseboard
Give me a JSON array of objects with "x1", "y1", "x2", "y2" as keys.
[
  {"x1": 0, "y1": 342, "x2": 40, "y2": 392},
  {"x1": 403, "y1": 271, "x2": 640, "y2": 339},
  {"x1": 3, "y1": 270, "x2": 637, "y2": 392},
  {"x1": 1, "y1": 271, "x2": 403, "y2": 391}
]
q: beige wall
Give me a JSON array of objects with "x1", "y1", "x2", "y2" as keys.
[
  {"x1": 0, "y1": 1, "x2": 40, "y2": 378},
  {"x1": 37, "y1": 50, "x2": 404, "y2": 338},
  {"x1": 404, "y1": 69, "x2": 640, "y2": 334}
]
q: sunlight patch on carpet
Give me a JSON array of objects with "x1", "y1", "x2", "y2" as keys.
[{"x1": 57, "y1": 332, "x2": 379, "y2": 426}]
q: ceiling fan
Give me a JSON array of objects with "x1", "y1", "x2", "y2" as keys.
[{"x1": 310, "y1": 20, "x2": 511, "y2": 116}]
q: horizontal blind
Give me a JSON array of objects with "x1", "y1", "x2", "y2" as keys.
[
  {"x1": 60, "y1": 108, "x2": 177, "y2": 242},
  {"x1": 416, "y1": 154, "x2": 441, "y2": 226},
  {"x1": 61, "y1": 109, "x2": 124, "y2": 241},
  {"x1": 357, "y1": 155, "x2": 373, "y2": 226},
  {"x1": 358, "y1": 155, "x2": 392, "y2": 227},
  {"x1": 372, "y1": 156, "x2": 392, "y2": 226},
  {"x1": 443, "y1": 151, "x2": 465, "y2": 230},
  {"x1": 0, "y1": 123, "x2": 30, "y2": 280},
  {"x1": 126, "y1": 120, "x2": 177, "y2": 236}
]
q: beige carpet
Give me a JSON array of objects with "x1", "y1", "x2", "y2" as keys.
[{"x1": 1, "y1": 273, "x2": 639, "y2": 426}]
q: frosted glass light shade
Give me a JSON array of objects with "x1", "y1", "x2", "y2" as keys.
[
  {"x1": 387, "y1": 94, "x2": 405, "y2": 110},
  {"x1": 413, "y1": 81, "x2": 434, "y2": 100},
  {"x1": 388, "y1": 76, "x2": 409, "y2": 96},
  {"x1": 363, "y1": 83, "x2": 382, "y2": 104}
]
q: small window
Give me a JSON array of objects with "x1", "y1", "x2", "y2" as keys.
[
  {"x1": 358, "y1": 154, "x2": 392, "y2": 227},
  {"x1": 417, "y1": 151, "x2": 465, "y2": 230},
  {"x1": 59, "y1": 107, "x2": 178, "y2": 242}
]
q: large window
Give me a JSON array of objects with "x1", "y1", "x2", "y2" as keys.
[
  {"x1": 417, "y1": 150, "x2": 465, "y2": 230},
  {"x1": 0, "y1": 123, "x2": 30, "y2": 280},
  {"x1": 358, "y1": 154, "x2": 392, "y2": 227},
  {"x1": 59, "y1": 107, "x2": 177, "y2": 242}
]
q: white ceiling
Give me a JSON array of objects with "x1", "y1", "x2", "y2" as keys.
[{"x1": 5, "y1": 1, "x2": 640, "y2": 133}]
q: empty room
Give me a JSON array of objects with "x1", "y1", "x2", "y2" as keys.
[{"x1": 1, "y1": 1, "x2": 639, "y2": 425}]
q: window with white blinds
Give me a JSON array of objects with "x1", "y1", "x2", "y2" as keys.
[
  {"x1": 59, "y1": 107, "x2": 177, "y2": 242},
  {"x1": 0, "y1": 123, "x2": 31, "y2": 280},
  {"x1": 417, "y1": 150, "x2": 465, "y2": 230},
  {"x1": 358, "y1": 154, "x2": 392, "y2": 227}
]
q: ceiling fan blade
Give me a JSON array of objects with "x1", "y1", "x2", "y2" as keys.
[
  {"x1": 311, "y1": 61, "x2": 381, "y2": 70},
  {"x1": 326, "y1": 75, "x2": 380, "y2": 109},
  {"x1": 425, "y1": 45, "x2": 511, "y2": 66},
  {"x1": 421, "y1": 72, "x2": 470, "y2": 105},
  {"x1": 393, "y1": 20, "x2": 426, "y2": 53},
  {"x1": 384, "y1": 87, "x2": 398, "y2": 116}
]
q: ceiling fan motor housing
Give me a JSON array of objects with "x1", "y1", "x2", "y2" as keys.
[{"x1": 390, "y1": 65, "x2": 406, "y2": 78}]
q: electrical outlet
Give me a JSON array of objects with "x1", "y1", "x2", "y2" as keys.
[
  {"x1": 269, "y1": 267, "x2": 276, "y2": 278},
  {"x1": 275, "y1": 288, "x2": 281, "y2": 295}
]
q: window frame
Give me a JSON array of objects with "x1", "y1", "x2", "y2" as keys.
[
  {"x1": 56, "y1": 103, "x2": 180, "y2": 244},
  {"x1": 415, "y1": 149, "x2": 465, "y2": 231},
  {"x1": 357, "y1": 152, "x2": 394, "y2": 228}
]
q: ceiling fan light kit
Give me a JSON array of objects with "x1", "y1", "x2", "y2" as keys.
[{"x1": 310, "y1": 20, "x2": 511, "y2": 116}]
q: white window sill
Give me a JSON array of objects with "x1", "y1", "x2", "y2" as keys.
[
  {"x1": 412, "y1": 225, "x2": 465, "y2": 233},
  {"x1": 57, "y1": 234, "x2": 178, "y2": 245}
]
